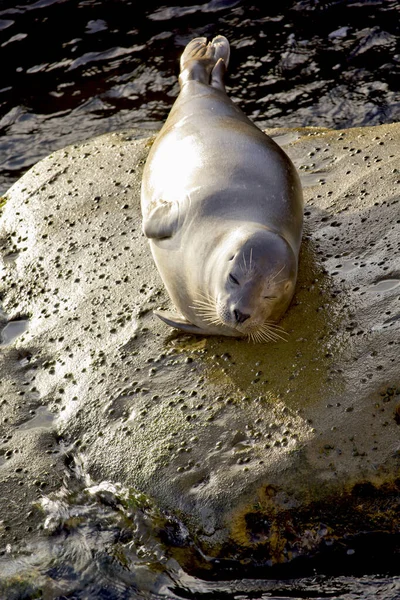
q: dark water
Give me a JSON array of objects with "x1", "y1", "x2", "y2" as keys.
[
  {"x1": 0, "y1": 0, "x2": 400, "y2": 195},
  {"x1": 1, "y1": 457, "x2": 400, "y2": 599},
  {"x1": 1, "y1": 1, "x2": 400, "y2": 597}
]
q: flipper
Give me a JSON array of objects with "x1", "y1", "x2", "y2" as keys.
[
  {"x1": 142, "y1": 199, "x2": 179, "y2": 239},
  {"x1": 154, "y1": 310, "x2": 218, "y2": 336},
  {"x1": 179, "y1": 35, "x2": 230, "y2": 91},
  {"x1": 154, "y1": 310, "x2": 205, "y2": 334},
  {"x1": 142, "y1": 194, "x2": 190, "y2": 240},
  {"x1": 210, "y1": 58, "x2": 227, "y2": 92}
]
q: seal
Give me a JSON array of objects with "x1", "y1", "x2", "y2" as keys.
[{"x1": 141, "y1": 35, "x2": 303, "y2": 341}]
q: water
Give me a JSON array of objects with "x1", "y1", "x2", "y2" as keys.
[
  {"x1": 0, "y1": 0, "x2": 399, "y2": 194},
  {"x1": 1, "y1": 1, "x2": 400, "y2": 597},
  {"x1": 1, "y1": 457, "x2": 400, "y2": 599}
]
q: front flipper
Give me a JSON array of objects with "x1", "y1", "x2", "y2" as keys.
[
  {"x1": 154, "y1": 310, "x2": 214, "y2": 335},
  {"x1": 142, "y1": 199, "x2": 179, "y2": 240}
]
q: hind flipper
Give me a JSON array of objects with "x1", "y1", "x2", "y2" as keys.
[
  {"x1": 211, "y1": 57, "x2": 227, "y2": 92},
  {"x1": 211, "y1": 35, "x2": 230, "y2": 68},
  {"x1": 179, "y1": 35, "x2": 230, "y2": 88}
]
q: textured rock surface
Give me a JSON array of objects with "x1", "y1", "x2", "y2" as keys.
[{"x1": 0, "y1": 123, "x2": 399, "y2": 570}]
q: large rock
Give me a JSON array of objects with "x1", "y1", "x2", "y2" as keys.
[{"x1": 0, "y1": 123, "x2": 399, "y2": 573}]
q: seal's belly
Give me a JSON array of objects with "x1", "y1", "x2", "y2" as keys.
[
  {"x1": 150, "y1": 127, "x2": 301, "y2": 257},
  {"x1": 147, "y1": 113, "x2": 296, "y2": 212}
]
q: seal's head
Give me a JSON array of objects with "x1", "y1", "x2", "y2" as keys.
[{"x1": 192, "y1": 227, "x2": 297, "y2": 341}]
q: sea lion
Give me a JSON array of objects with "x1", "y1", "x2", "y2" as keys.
[{"x1": 141, "y1": 35, "x2": 303, "y2": 341}]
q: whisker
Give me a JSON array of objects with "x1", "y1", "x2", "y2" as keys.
[
  {"x1": 193, "y1": 292, "x2": 214, "y2": 303},
  {"x1": 191, "y1": 304, "x2": 213, "y2": 311},
  {"x1": 191, "y1": 297, "x2": 215, "y2": 308},
  {"x1": 254, "y1": 331, "x2": 264, "y2": 344},
  {"x1": 272, "y1": 278, "x2": 288, "y2": 286},
  {"x1": 191, "y1": 307, "x2": 220, "y2": 318},
  {"x1": 191, "y1": 291, "x2": 224, "y2": 327},
  {"x1": 261, "y1": 331, "x2": 272, "y2": 343},
  {"x1": 262, "y1": 327, "x2": 281, "y2": 341},
  {"x1": 206, "y1": 317, "x2": 224, "y2": 325},
  {"x1": 246, "y1": 319, "x2": 289, "y2": 343},
  {"x1": 261, "y1": 323, "x2": 288, "y2": 342},
  {"x1": 191, "y1": 301, "x2": 215, "y2": 309},
  {"x1": 247, "y1": 330, "x2": 256, "y2": 344},
  {"x1": 191, "y1": 310, "x2": 216, "y2": 318},
  {"x1": 194, "y1": 313, "x2": 216, "y2": 320},
  {"x1": 266, "y1": 323, "x2": 288, "y2": 333},
  {"x1": 258, "y1": 329, "x2": 274, "y2": 343},
  {"x1": 270, "y1": 264, "x2": 285, "y2": 282},
  {"x1": 194, "y1": 312, "x2": 223, "y2": 326}
]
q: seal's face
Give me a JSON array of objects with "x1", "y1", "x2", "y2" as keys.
[{"x1": 192, "y1": 230, "x2": 297, "y2": 341}]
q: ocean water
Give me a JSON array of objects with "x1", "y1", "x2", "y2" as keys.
[
  {"x1": 1, "y1": 463, "x2": 400, "y2": 599},
  {"x1": 0, "y1": 0, "x2": 399, "y2": 194}
]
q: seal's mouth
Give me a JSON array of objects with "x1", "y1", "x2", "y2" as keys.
[
  {"x1": 191, "y1": 293, "x2": 288, "y2": 342},
  {"x1": 217, "y1": 297, "x2": 289, "y2": 342},
  {"x1": 191, "y1": 294, "x2": 242, "y2": 332}
]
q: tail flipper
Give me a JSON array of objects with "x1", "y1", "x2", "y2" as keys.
[{"x1": 179, "y1": 35, "x2": 230, "y2": 91}]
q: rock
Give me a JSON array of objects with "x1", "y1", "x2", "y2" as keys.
[{"x1": 0, "y1": 124, "x2": 399, "y2": 574}]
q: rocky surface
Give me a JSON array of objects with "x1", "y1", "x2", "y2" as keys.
[{"x1": 0, "y1": 123, "x2": 399, "y2": 574}]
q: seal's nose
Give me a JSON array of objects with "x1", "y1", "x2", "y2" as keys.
[{"x1": 233, "y1": 309, "x2": 250, "y2": 324}]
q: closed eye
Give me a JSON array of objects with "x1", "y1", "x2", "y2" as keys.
[{"x1": 229, "y1": 274, "x2": 240, "y2": 285}]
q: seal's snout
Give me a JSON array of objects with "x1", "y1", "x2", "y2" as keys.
[{"x1": 233, "y1": 309, "x2": 250, "y2": 324}]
